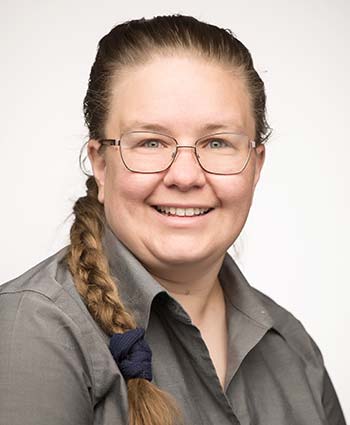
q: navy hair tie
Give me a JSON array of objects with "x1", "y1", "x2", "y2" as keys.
[{"x1": 109, "y1": 327, "x2": 153, "y2": 382}]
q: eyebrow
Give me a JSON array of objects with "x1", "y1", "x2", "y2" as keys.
[{"x1": 120, "y1": 120, "x2": 245, "y2": 134}]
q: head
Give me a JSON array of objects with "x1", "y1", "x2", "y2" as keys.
[
  {"x1": 66, "y1": 14, "x2": 271, "y2": 425},
  {"x1": 86, "y1": 15, "x2": 269, "y2": 279}
]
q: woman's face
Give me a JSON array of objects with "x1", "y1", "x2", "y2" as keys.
[{"x1": 88, "y1": 54, "x2": 265, "y2": 273}]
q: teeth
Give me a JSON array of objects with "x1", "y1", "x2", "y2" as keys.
[{"x1": 155, "y1": 206, "x2": 211, "y2": 216}]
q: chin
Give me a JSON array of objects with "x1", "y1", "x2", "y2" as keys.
[
  {"x1": 158, "y1": 251, "x2": 204, "y2": 265},
  {"x1": 149, "y1": 237, "x2": 219, "y2": 266}
]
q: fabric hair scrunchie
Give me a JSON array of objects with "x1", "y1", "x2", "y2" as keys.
[{"x1": 109, "y1": 327, "x2": 153, "y2": 382}]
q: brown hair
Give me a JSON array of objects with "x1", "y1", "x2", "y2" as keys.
[{"x1": 65, "y1": 14, "x2": 271, "y2": 425}]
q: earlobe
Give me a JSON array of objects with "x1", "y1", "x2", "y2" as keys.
[
  {"x1": 253, "y1": 144, "x2": 265, "y2": 188},
  {"x1": 87, "y1": 139, "x2": 106, "y2": 204}
]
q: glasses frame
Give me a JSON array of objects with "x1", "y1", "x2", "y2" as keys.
[{"x1": 98, "y1": 130, "x2": 259, "y2": 175}]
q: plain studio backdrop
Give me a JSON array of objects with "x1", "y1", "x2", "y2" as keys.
[{"x1": 1, "y1": 0, "x2": 349, "y2": 419}]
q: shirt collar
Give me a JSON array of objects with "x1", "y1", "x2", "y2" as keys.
[
  {"x1": 102, "y1": 224, "x2": 167, "y2": 330},
  {"x1": 219, "y1": 253, "x2": 275, "y2": 329},
  {"x1": 102, "y1": 224, "x2": 276, "y2": 331}
]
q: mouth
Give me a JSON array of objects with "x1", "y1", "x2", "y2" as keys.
[{"x1": 151, "y1": 205, "x2": 214, "y2": 217}]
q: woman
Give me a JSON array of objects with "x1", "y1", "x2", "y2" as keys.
[{"x1": 0, "y1": 14, "x2": 346, "y2": 425}]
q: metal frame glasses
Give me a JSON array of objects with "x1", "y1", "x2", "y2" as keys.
[{"x1": 98, "y1": 130, "x2": 258, "y2": 175}]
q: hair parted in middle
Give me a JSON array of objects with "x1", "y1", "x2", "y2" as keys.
[{"x1": 64, "y1": 14, "x2": 271, "y2": 425}]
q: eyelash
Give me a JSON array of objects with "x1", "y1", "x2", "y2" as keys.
[
  {"x1": 139, "y1": 138, "x2": 229, "y2": 148},
  {"x1": 140, "y1": 139, "x2": 167, "y2": 148}
]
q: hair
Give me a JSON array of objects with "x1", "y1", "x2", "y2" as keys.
[{"x1": 64, "y1": 14, "x2": 271, "y2": 425}]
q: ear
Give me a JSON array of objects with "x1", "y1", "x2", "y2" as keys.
[
  {"x1": 87, "y1": 139, "x2": 106, "y2": 204},
  {"x1": 252, "y1": 143, "x2": 265, "y2": 190}
]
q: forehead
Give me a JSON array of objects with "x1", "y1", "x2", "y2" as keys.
[{"x1": 106, "y1": 55, "x2": 255, "y2": 138}]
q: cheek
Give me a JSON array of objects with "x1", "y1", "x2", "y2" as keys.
[
  {"x1": 213, "y1": 175, "x2": 255, "y2": 247},
  {"x1": 103, "y1": 165, "x2": 159, "y2": 209},
  {"x1": 216, "y1": 173, "x2": 254, "y2": 205},
  {"x1": 103, "y1": 168, "x2": 163, "y2": 249}
]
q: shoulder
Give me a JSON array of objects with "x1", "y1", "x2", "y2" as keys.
[
  {"x1": 0, "y1": 246, "x2": 109, "y2": 348},
  {"x1": 0, "y1": 248, "x2": 119, "y2": 410},
  {"x1": 253, "y1": 286, "x2": 347, "y2": 423},
  {"x1": 0, "y1": 247, "x2": 69, "y2": 301},
  {"x1": 251, "y1": 285, "x2": 324, "y2": 367},
  {"x1": 221, "y1": 253, "x2": 324, "y2": 367},
  {"x1": 0, "y1": 249, "x2": 99, "y2": 423},
  {"x1": 0, "y1": 247, "x2": 88, "y2": 345}
]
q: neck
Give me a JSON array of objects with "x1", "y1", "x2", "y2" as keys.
[{"x1": 148, "y1": 254, "x2": 226, "y2": 326}]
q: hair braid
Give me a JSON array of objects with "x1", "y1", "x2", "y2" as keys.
[{"x1": 65, "y1": 176, "x2": 183, "y2": 425}]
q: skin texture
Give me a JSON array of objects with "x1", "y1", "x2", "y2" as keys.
[{"x1": 88, "y1": 54, "x2": 265, "y2": 325}]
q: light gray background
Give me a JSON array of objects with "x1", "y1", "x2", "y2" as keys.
[{"x1": 1, "y1": 0, "x2": 349, "y2": 419}]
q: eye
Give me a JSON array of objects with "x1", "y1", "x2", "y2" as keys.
[
  {"x1": 206, "y1": 138, "x2": 230, "y2": 149},
  {"x1": 140, "y1": 139, "x2": 165, "y2": 148}
]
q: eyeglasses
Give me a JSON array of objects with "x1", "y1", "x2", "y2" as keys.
[{"x1": 98, "y1": 130, "x2": 258, "y2": 175}]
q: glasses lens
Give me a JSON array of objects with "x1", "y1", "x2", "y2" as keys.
[
  {"x1": 120, "y1": 132, "x2": 176, "y2": 172},
  {"x1": 196, "y1": 133, "x2": 251, "y2": 174},
  {"x1": 119, "y1": 131, "x2": 251, "y2": 174}
]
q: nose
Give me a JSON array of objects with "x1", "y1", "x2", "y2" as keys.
[{"x1": 162, "y1": 145, "x2": 206, "y2": 191}]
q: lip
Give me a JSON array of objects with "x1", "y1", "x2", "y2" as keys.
[
  {"x1": 151, "y1": 203, "x2": 214, "y2": 209},
  {"x1": 150, "y1": 205, "x2": 215, "y2": 227}
]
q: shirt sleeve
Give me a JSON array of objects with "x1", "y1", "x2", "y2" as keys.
[
  {"x1": 308, "y1": 333, "x2": 347, "y2": 425},
  {"x1": 322, "y1": 367, "x2": 347, "y2": 425},
  {"x1": 0, "y1": 290, "x2": 94, "y2": 425}
]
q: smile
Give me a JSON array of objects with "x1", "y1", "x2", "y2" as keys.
[{"x1": 152, "y1": 205, "x2": 214, "y2": 217}]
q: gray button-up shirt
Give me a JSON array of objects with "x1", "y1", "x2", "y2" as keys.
[{"x1": 0, "y1": 226, "x2": 346, "y2": 424}]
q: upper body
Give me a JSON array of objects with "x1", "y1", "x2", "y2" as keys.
[
  {"x1": 1, "y1": 14, "x2": 346, "y2": 425},
  {"x1": 0, "y1": 224, "x2": 346, "y2": 425}
]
